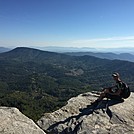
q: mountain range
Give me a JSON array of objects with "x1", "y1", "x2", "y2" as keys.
[
  {"x1": 0, "y1": 47, "x2": 134, "y2": 121},
  {"x1": 1, "y1": 46, "x2": 134, "y2": 62},
  {"x1": 32, "y1": 46, "x2": 134, "y2": 54}
]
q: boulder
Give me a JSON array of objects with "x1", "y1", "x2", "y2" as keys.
[
  {"x1": 0, "y1": 107, "x2": 46, "y2": 134},
  {"x1": 37, "y1": 92, "x2": 134, "y2": 134}
]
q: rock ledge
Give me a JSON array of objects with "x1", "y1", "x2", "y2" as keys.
[
  {"x1": 37, "y1": 92, "x2": 134, "y2": 134},
  {"x1": 0, "y1": 107, "x2": 46, "y2": 134}
]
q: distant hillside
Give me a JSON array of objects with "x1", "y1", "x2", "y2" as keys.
[
  {"x1": 66, "y1": 52, "x2": 134, "y2": 62},
  {"x1": 33, "y1": 46, "x2": 97, "y2": 53},
  {"x1": 0, "y1": 47, "x2": 73, "y2": 64},
  {"x1": 0, "y1": 47, "x2": 134, "y2": 121},
  {"x1": 0, "y1": 47, "x2": 11, "y2": 53},
  {"x1": 33, "y1": 46, "x2": 134, "y2": 54}
]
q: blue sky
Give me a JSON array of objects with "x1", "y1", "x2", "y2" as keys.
[{"x1": 0, "y1": 0, "x2": 134, "y2": 48}]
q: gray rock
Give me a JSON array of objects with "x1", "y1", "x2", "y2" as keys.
[
  {"x1": 37, "y1": 92, "x2": 134, "y2": 134},
  {"x1": 0, "y1": 107, "x2": 46, "y2": 134}
]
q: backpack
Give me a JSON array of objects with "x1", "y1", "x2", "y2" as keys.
[{"x1": 121, "y1": 82, "x2": 131, "y2": 99}]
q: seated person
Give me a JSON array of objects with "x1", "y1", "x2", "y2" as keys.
[{"x1": 91, "y1": 72, "x2": 125, "y2": 106}]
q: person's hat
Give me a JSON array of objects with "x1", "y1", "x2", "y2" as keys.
[{"x1": 112, "y1": 72, "x2": 119, "y2": 77}]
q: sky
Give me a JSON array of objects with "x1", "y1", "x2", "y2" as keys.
[{"x1": 0, "y1": 0, "x2": 134, "y2": 48}]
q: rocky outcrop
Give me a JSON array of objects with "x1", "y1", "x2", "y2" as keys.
[
  {"x1": 37, "y1": 92, "x2": 134, "y2": 134},
  {"x1": 0, "y1": 107, "x2": 46, "y2": 134}
]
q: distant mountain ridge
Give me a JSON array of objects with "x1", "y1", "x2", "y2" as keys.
[
  {"x1": 32, "y1": 46, "x2": 97, "y2": 53},
  {"x1": 66, "y1": 52, "x2": 134, "y2": 62},
  {"x1": 1, "y1": 46, "x2": 134, "y2": 62},
  {"x1": 0, "y1": 47, "x2": 72, "y2": 63},
  {"x1": 32, "y1": 46, "x2": 134, "y2": 54}
]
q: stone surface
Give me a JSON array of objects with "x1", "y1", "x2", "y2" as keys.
[
  {"x1": 37, "y1": 91, "x2": 134, "y2": 134},
  {"x1": 0, "y1": 107, "x2": 46, "y2": 134}
]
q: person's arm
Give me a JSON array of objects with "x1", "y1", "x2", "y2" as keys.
[{"x1": 109, "y1": 82, "x2": 122, "y2": 95}]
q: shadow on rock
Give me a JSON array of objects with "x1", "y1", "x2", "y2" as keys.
[
  {"x1": 46, "y1": 99, "x2": 124, "y2": 134},
  {"x1": 80, "y1": 99, "x2": 124, "y2": 119}
]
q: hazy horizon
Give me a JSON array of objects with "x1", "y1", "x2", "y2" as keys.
[{"x1": 1, "y1": 45, "x2": 134, "y2": 54}]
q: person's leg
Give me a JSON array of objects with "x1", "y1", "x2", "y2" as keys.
[
  {"x1": 97, "y1": 88, "x2": 110, "y2": 101},
  {"x1": 91, "y1": 89, "x2": 110, "y2": 105}
]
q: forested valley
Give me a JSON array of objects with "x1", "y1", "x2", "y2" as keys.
[{"x1": 0, "y1": 47, "x2": 134, "y2": 121}]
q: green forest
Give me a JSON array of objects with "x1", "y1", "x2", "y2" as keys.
[{"x1": 0, "y1": 47, "x2": 134, "y2": 121}]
